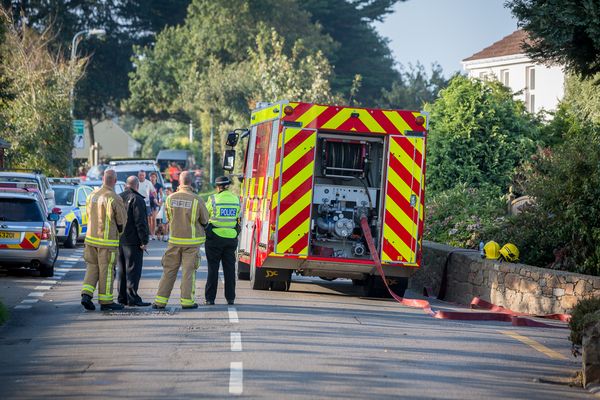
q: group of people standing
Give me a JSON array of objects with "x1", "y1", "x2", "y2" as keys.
[{"x1": 80, "y1": 169, "x2": 241, "y2": 311}]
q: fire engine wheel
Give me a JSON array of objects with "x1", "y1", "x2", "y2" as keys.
[
  {"x1": 237, "y1": 261, "x2": 250, "y2": 281},
  {"x1": 363, "y1": 276, "x2": 408, "y2": 298},
  {"x1": 249, "y1": 238, "x2": 270, "y2": 290}
]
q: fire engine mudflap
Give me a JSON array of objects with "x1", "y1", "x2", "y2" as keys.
[{"x1": 226, "y1": 100, "x2": 428, "y2": 298}]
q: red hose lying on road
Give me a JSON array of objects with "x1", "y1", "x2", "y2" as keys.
[{"x1": 359, "y1": 216, "x2": 570, "y2": 328}]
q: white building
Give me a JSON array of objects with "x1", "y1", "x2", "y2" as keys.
[
  {"x1": 462, "y1": 30, "x2": 565, "y2": 113},
  {"x1": 72, "y1": 119, "x2": 141, "y2": 162}
]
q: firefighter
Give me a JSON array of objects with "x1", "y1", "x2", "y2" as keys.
[
  {"x1": 81, "y1": 169, "x2": 128, "y2": 311},
  {"x1": 152, "y1": 171, "x2": 209, "y2": 309},
  {"x1": 204, "y1": 176, "x2": 241, "y2": 305}
]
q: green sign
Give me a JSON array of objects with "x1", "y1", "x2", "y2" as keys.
[{"x1": 72, "y1": 120, "x2": 85, "y2": 149}]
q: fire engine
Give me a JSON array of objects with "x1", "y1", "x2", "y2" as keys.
[{"x1": 223, "y1": 101, "x2": 427, "y2": 297}]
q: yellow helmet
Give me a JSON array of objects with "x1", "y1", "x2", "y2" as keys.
[
  {"x1": 500, "y1": 243, "x2": 520, "y2": 262},
  {"x1": 483, "y1": 241, "x2": 501, "y2": 259}
]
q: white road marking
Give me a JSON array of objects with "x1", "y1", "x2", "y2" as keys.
[
  {"x1": 142, "y1": 256, "x2": 163, "y2": 261},
  {"x1": 14, "y1": 305, "x2": 31, "y2": 309},
  {"x1": 41, "y1": 280, "x2": 57, "y2": 284},
  {"x1": 228, "y1": 307, "x2": 239, "y2": 323},
  {"x1": 231, "y1": 332, "x2": 242, "y2": 351},
  {"x1": 34, "y1": 286, "x2": 51, "y2": 290},
  {"x1": 28, "y1": 292, "x2": 44, "y2": 297},
  {"x1": 229, "y1": 362, "x2": 243, "y2": 395},
  {"x1": 21, "y1": 299, "x2": 39, "y2": 304},
  {"x1": 53, "y1": 275, "x2": 64, "y2": 280}
]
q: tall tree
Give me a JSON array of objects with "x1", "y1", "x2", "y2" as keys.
[
  {"x1": 300, "y1": 0, "x2": 402, "y2": 106},
  {"x1": 507, "y1": 0, "x2": 600, "y2": 77}
]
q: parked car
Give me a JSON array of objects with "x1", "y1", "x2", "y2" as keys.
[
  {"x1": 0, "y1": 171, "x2": 56, "y2": 210},
  {"x1": 49, "y1": 179, "x2": 94, "y2": 248},
  {"x1": 0, "y1": 189, "x2": 60, "y2": 276},
  {"x1": 106, "y1": 160, "x2": 165, "y2": 187},
  {"x1": 85, "y1": 180, "x2": 126, "y2": 194}
]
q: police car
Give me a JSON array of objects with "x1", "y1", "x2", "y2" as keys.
[{"x1": 50, "y1": 179, "x2": 94, "y2": 248}]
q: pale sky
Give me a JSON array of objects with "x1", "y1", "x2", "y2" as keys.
[{"x1": 375, "y1": 0, "x2": 519, "y2": 77}]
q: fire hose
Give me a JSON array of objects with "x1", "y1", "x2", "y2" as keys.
[{"x1": 359, "y1": 216, "x2": 570, "y2": 328}]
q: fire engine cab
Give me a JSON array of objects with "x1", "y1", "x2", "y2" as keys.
[{"x1": 224, "y1": 101, "x2": 427, "y2": 297}]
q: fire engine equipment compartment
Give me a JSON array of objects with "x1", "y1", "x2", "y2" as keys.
[{"x1": 310, "y1": 133, "x2": 384, "y2": 260}]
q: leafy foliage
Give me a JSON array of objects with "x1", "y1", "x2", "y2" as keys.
[
  {"x1": 569, "y1": 297, "x2": 600, "y2": 347},
  {"x1": 507, "y1": 0, "x2": 600, "y2": 77},
  {"x1": 424, "y1": 183, "x2": 506, "y2": 248},
  {"x1": 563, "y1": 72, "x2": 600, "y2": 125},
  {"x1": 425, "y1": 75, "x2": 540, "y2": 193},
  {"x1": 1, "y1": 19, "x2": 84, "y2": 175},
  {"x1": 380, "y1": 63, "x2": 449, "y2": 110}
]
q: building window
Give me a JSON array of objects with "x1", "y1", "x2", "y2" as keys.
[
  {"x1": 527, "y1": 67, "x2": 535, "y2": 90},
  {"x1": 500, "y1": 69, "x2": 509, "y2": 86},
  {"x1": 479, "y1": 71, "x2": 488, "y2": 80}
]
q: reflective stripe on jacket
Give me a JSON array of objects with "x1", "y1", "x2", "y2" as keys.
[
  {"x1": 85, "y1": 185, "x2": 127, "y2": 248},
  {"x1": 166, "y1": 185, "x2": 209, "y2": 246},
  {"x1": 207, "y1": 190, "x2": 241, "y2": 239}
]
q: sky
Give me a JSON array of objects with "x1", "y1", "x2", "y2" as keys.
[{"x1": 375, "y1": 0, "x2": 519, "y2": 77}]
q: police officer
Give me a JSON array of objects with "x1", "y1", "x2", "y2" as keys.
[
  {"x1": 152, "y1": 171, "x2": 209, "y2": 309},
  {"x1": 204, "y1": 176, "x2": 241, "y2": 305},
  {"x1": 81, "y1": 169, "x2": 128, "y2": 311}
]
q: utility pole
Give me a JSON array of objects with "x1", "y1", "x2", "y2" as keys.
[{"x1": 210, "y1": 111, "x2": 214, "y2": 184}]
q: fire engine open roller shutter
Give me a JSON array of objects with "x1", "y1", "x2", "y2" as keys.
[
  {"x1": 274, "y1": 127, "x2": 317, "y2": 256},
  {"x1": 381, "y1": 134, "x2": 425, "y2": 264}
]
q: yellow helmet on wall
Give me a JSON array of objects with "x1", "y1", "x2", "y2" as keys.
[
  {"x1": 483, "y1": 241, "x2": 501, "y2": 259},
  {"x1": 500, "y1": 243, "x2": 520, "y2": 262}
]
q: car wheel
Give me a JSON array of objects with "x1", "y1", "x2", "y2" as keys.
[
  {"x1": 64, "y1": 223, "x2": 78, "y2": 248},
  {"x1": 249, "y1": 235, "x2": 269, "y2": 291},
  {"x1": 237, "y1": 261, "x2": 250, "y2": 280}
]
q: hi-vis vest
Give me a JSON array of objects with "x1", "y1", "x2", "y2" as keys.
[
  {"x1": 85, "y1": 185, "x2": 127, "y2": 248},
  {"x1": 207, "y1": 190, "x2": 241, "y2": 239},
  {"x1": 166, "y1": 185, "x2": 209, "y2": 246}
]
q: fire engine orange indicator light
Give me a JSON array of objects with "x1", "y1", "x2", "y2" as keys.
[
  {"x1": 415, "y1": 115, "x2": 425, "y2": 126},
  {"x1": 283, "y1": 105, "x2": 294, "y2": 116}
]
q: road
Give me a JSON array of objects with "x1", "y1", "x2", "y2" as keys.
[{"x1": 0, "y1": 240, "x2": 594, "y2": 399}]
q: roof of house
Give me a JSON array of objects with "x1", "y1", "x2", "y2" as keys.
[{"x1": 463, "y1": 30, "x2": 530, "y2": 62}]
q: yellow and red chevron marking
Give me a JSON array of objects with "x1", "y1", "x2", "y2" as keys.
[
  {"x1": 274, "y1": 128, "x2": 317, "y2": 255},
  {"x1": 381, "y1": 135, "x2": 425, "y2": 264},
  {"x1": 283, "y1": 102, "x2": 427, "y2": 135},
  {"x1": 0, "y1": 232, "x2": 41, "y2": 250}
]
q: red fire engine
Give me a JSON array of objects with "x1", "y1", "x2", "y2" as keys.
[{"x1": 224, "y1": 101, "x2": 427, "y2": 297}]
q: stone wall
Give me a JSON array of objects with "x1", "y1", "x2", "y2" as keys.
[{"x1": 410, "y1": 241, "x2": 600, "y2": 315}]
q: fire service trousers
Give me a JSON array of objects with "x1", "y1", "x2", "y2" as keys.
[
  {"x1": 154, "y1": 244, "x2": 200, "y2": 307},
  {"x1": 81, "y1": 245, "x2": 118, "y2": 305}
]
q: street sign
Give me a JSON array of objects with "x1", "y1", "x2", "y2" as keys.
[{"x1": 72, "y1": 120, "x2": 85, "y2": 149}]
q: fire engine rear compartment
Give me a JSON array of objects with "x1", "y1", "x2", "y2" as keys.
[{"x1": 309, "y1": 132, "x2": 385, "y2": 262}]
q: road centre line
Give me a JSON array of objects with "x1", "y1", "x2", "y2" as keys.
[
  {"x1": 21, "y1": 299, "x2": 39, "y2": 304},
  {"x1": 228, "y1": 307, "x2": 239, "y2": 323},
  {"x1": 28, "y1": 292, "x2": 45, "y2": 297},
  {"x1": 231, "y1": 332, "x2": 242, "y2": 351},
  {"x1": 41, "y1": 280, "x2": 57, "y2": 284},
  {"x1": 229, "y1": 362, "x2": 243, "y2": 395},
  {"x1": 500, "y1": 330, "x2": 567, "y2": 360},
  {"x1": 34, "y1": 286, "x2": 51, "y2": 290},
  {"x1": 15, "y1": 305, "x2": 31, "y2": 309}
]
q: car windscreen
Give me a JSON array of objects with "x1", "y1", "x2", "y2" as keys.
[
  {"x1": 0, "y1": 198, "x2": 43, "y2": 222},
  {"x1": 54, "y1": 187, "x2": 75, "y2": 206}
]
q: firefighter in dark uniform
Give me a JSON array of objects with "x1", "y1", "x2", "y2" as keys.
[{"x1": 204, "y1": 176, "x2": 241, "y2": 305}]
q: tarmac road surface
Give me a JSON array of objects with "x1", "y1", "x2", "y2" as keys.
[{"x1": 0, "y1": 240, "x2": 594, "y2": 399}]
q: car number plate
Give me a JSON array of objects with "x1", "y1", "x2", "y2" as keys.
[{"x1": 0, "y1": 231, "x2": 19, "y2": 239}]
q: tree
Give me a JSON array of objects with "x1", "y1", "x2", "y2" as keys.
[
  {"x1": 379, "y1": 63, "x2": 449, "y2": 110},
  {"x1": 562, "y1": 72, "x2": 600, "y2": 125},
  {"x1": 507, "y1": 0, "x2": 600, "y2": 77},
  {"x1": 0, "y1": 18, "x2": 84, "y2": 175},
  {"x1": 300, "y1": 0, "x2": 401, "y2": 105},
  {"x1": 425, "y1": 76, "x2": 540, "y2": 193},
  {"x1": 0, "y1": 11, "x2": 13, "y2": 134}
]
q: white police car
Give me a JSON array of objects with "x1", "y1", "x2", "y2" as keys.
[{"x1": 50, "y1": 179, "x2": 94, "y2": 248}]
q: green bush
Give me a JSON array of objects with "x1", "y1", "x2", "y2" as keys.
[
  {"x1": 569, "y1": 297, "x2": 600, "y2": 346},
  {"x1": 424, "y1": 183, "x2": 506, "y2": 248},
  {"x1": 425, "y1": 75, "x2": 541, "y2": 193}
]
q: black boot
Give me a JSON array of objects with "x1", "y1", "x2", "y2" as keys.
[
  {"x1": 152, "y1": 303, "x2": 166, "y2": 309},
  {"x1": 100, "y1": 303, "x2": 125, "y2": 311},
  {"x1": 81, "y1": 294, "x2": 95, "y2": 311},
  {"x1": 182, "y1": 303, "x2": 198, "y2": 309}
]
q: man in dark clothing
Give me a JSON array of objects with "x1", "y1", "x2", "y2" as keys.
[{"x1": 117, "y1": 176, "x2": 151, "y2": 306}]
